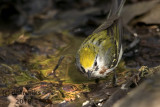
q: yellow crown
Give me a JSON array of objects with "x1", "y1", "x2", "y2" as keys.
[{"x1": 79, "y1": 45, "x2": 97, "y2": 69}]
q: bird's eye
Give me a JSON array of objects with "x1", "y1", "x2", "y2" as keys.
[
  {"x1": 94, "y1": 55, "x2": 98, "y2": 66},
  {"x1": 94, "y1": 61, "x2": 97, "y2": 66},
  {"x1": 80, "y1": 66, "x2": 85, "y2": 73}
]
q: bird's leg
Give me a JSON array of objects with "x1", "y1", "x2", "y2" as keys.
[{"x1": 112, "y1": 70, "x2": 117, "y2": 87}]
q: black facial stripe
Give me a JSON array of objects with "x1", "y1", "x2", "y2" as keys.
[
  {"x1": 80, "y1": 66, "x2": 85, "y2": 73},
  {"x1": 94, "y1": 55, "x2": 98, "y2": 66},
  {"x1": 94, "y1": 55, "x2": 99, "y2": 71}
]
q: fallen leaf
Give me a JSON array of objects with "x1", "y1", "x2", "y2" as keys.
[
  {"x1": 122, "y1": 0, "x2": 160, "y2": 24},
  {"x1": 137, "y1": 4, "x2": 160, "y2": 24}
]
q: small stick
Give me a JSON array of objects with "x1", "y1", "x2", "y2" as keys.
[
  {"x1": 47, "y1": 56, "x2": 64, "y2": 77},
  {"x1": 52, "y1": 56, "x2": 65, "y2": 77},
  {"x1": 124, "y1": 24, "x2": 138, "y2": 37}
]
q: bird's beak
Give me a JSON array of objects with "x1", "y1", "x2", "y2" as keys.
[{"x1": 87, "y1": 70, "x2": 92, "y2": 79}]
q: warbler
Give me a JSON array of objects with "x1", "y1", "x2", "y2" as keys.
[{"x1": 76, "y1": 0, "x2": 126, "y2": 78}]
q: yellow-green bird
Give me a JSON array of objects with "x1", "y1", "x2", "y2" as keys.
[{"x1": 76, "y1": 0, "x2": 126, "y2": 78}]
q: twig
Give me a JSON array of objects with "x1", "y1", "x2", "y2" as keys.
[
  {"x1": 52, "y1": 56, "x2": 65, "y2": 77},
  {"x1": 124, "y1": 25, "x2": 138, "y2": 37},
  {"x1": 47, "y1": 56, "x2": 64, "y2": 77},
  {"x1": 47, "y1": 56, "x2": 65, "y2": 89}
]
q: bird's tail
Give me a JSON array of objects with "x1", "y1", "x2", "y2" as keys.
[{"x1": 107, "y1": 0, "x2": 126, "y2": 18}]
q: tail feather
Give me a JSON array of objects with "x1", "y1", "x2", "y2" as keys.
[
  {"x1": 108, "y1": 0, "x2": 126, "y2": 18},
  {"x1": 93, "y1": 0, "x2": 126, "y2": 34}
]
